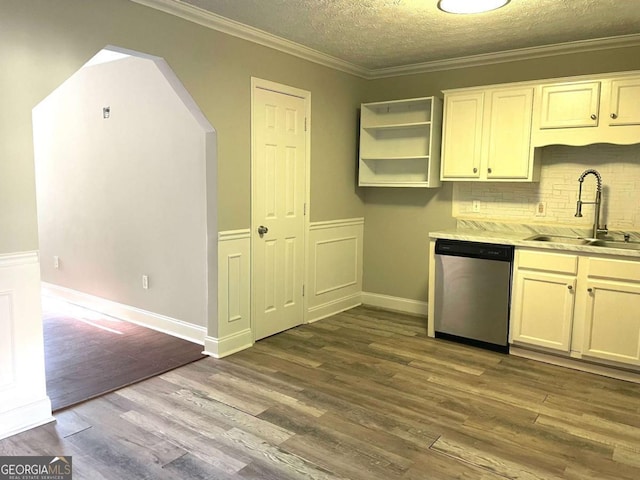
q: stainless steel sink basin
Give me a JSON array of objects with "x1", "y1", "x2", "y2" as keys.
[
  {"x1": 525, "y1": 234, "x2": 592, "y2": 245},
  {"x1": 526, "y1": 234, "x2": 640, "y2": 251},
  {"x1": 588, "y1": 240, "x2": 640, "y2": 250}
]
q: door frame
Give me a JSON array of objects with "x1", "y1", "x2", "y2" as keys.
[{"x1": 250, "y1": 77, "x2": 311, "y2": 340}]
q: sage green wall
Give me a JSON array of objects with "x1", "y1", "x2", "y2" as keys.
[
  {"x1": 362, "y1": 46, "x2": 640, "y2": 302},
  {"x1": 6, "y1": 0, "x2": 640, "y2": 305},
  {"x1": 0, "y1": 0, "x2": 365, "y2": 255}
]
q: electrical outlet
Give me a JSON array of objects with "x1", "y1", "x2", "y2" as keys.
[
  {"x1": 472, "y1": 200, "x2": 481, "y2": 213},
  {"x1": 53, "y1": 256, "x2": 59, "y2": 269},
  {"x1": 535, "y1": 201, "x2": 547, "y2": 217},
  {"x1": 142, "y1": 275, "x2": 149, "y2": 289}
]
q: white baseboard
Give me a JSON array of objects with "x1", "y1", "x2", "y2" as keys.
[
  {"x1": 0, "y1": 397, "x2": 54, "y2": 441},
  {"x1": 307, "y1": 292, "x2": 362, "y2": 323},
  {"x1": 361, "y1": 292, "x2": 428, "y2": 316},
  {"x1": 203, "y1": 328, "x2": 253, "y2": 358},
  {"x1": 42, "y1": 283, "x2": 206, "y2": 345}
]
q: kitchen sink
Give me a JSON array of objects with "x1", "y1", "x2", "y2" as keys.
[
  {"x1": 588, "y1": 239, "x2": 640, "y2": 250},
  {"x1": 525, "y1": 234, "x2": 592, "y2": 245},
  {"x1": 526, "y1": 234, "x2": 640, "y2": 250}
]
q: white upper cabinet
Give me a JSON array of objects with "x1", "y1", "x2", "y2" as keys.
[
  {"x1": 609, "y1": 77, "x2": 640, "y2": 126},
  {"x1": 441, "y1": 85, "x2": 539, "y2": 182},
  {"x1": 441, "y1": 92, "x2": 483, "y2": 179},
  {"x1": 358, "y1": 97, "x2": 442, "y2": 188},
  {"x1": 532, "y1": 72, "x2": 640, "y2": 146},
  {"x1": 486, "y1": 87, "x2": 536, "y2": 179},
  {"x1": 538, "y1": 81, "x2": 601, "y2": 129}
]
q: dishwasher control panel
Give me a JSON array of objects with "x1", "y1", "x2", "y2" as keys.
[{"x1": 435, "y1": 239, "x2": 513, "y2": 261}]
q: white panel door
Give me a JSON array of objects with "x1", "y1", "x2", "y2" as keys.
[{"x1": 253, "y1": 87, "x2": 306, "y2": 340}]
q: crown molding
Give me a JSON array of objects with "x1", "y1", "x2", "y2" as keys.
[
  {"x1": 370, "y1": 33, "x2": 640, "y2": 79},
  {"x1": 130, "y1": 0, "x2": 368, "y2": 78},
  {"x1": 131, "y1": 0, "x2": 640, "y2": 80}
]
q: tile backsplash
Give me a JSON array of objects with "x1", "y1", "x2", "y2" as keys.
[{"x1": 453, "y1": 143, "x2": 640, "y2": 230}]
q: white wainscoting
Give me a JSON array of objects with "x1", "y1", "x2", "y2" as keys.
[
  {"x1": 0, "y1": 252, "x2": 53, "y2": 440},
  {"x1": 203, "y1": 230, "x2": 252, "y2": 358},
  {"x1": 42, "y1": 283, "x2": 206, "y2": 345},
  {"x1": 306, "y1": 218, "x2": 364, "y2": 322}
]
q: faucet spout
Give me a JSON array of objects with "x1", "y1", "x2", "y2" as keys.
[
  {"x1": 575, "y1": 169, "x2": 606, "y2": 239},
  {"x1": 578, "y1": 168, "x2": 603, "y2": 192}
]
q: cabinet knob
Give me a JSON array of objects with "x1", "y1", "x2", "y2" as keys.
[
  {"x1": 610, "y1": 113, "x2": 618, "y2": 119},
  {"x1": 590, "y1": 114, "x2": 597, "y2": 120},
  {"x1": 473, "y1": 167, "x2": 478, "y2": 173},
  {"x1": 567, "y1": 285, "x2": 573, "y2": 290},
  {"x1": 587, "y1": 287, "x2": 594, "y2": 293},
  {"x1": 487, "y1": 168, "x2": 492, "y2": 174}
]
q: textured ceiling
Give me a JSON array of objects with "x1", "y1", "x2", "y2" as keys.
[{"x1": 176, "y1": 0, "x2": 640, "y2": 70}]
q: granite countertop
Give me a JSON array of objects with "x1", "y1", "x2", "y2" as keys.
[{"x1": 429, "y1": 220, "x2": 640, "y2": 258}]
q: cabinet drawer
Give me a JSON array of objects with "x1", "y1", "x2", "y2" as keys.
[
  {"x1": 589, "y1": 257, "x2": 640, "y2": 282},
  {"x1": 517, "y1": 249, "x2": 578, "y2": 274}
]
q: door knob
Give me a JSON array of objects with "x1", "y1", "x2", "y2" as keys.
[
  {"x1": 587, "y1": 287, "x2": 593, "y2": 293},
  {"x1": 567, "y1": 285, "x2": 573, "y2": 290},
  {"x1": 257, "y1": 225, "x2": 269, "y2": 237},
  {"x1": 610, "y1": 113, "x2": 618, "y2": 119},
  {"x1": 590, "y1": 114, "x2": 597, "y2": 120}
]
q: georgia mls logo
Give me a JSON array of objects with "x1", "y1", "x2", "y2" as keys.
[
  {"x1": 0, "y1": 456, "x2": 72, "y2": 480},
  {"x1": 48, "y1": 457, "x2": 72, "y2": 475}
]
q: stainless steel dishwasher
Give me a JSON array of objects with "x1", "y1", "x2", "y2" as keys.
[{"x1": 434, "y1": 239, "x2": 514, "y2": 353}]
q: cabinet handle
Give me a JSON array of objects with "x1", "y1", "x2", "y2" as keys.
[
  {"x1": 587, "y1": 287, "x2": 593, "y2": 293},
  {"x1": 567, "y1": 285, "x2": 573, "y2": 290},
  {"x1": 487, "y1": 168, "x2": 492, "y2": 174},
  {"x1": 610, "y1": 113, "x2": 618, "y2": 119},
  {"x1": 473, "y1": 167, "x2": 478, "y2": 173},
  {"x1": 590, "y1": 114, "x2": 597, "y2": 120}
]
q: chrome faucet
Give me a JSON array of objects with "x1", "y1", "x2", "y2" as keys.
[{"x1": 575, "y1": 169, "x2": 607, "y2": 239}]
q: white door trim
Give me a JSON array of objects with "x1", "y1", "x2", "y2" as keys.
[{"x1": 250, "y1": 77, "x2": 311, "y2": 340}]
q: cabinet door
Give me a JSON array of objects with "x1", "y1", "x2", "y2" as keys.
[
  {"x1": 582, "y1": 279, "x2": 640, "y2": 366},
  {"x1": 510, "y1": 269, "x2": 576, "y2": 352},
  {"x1": 441, "y1": 92, "x2": 483, "y2": 179},
  {"x1": 485, "y1": 87, "x2": 534, "y2": 179},
  {"x1": 608, "y1": 77, "x2": 640, "y2": 126},
  {"x1": 539, "y1": 81, "x2": 601, "y2": 129}
]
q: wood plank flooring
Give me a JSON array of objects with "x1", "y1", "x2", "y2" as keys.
[
  {"x1": 43, "y1": 297, "x2": 206, "y2": 410},
  {"x1": 3, "y1": 305, "x2": 640, "y2": 479}
]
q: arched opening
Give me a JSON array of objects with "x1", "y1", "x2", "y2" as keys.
[{"x1": 32, "y1": 46, "x2": 217, "y2": 410}]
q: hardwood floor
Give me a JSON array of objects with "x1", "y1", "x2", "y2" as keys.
[
  {"x1": 3, "y1": 305, "x2": 640, "y2": 479},
  {"x1": 43, "y1": 297, "x2": 206, "y2": 410}
]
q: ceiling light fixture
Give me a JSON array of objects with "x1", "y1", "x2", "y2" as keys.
[{"x1": 437, "y1": 0, "x2": 510, "y2": 14}]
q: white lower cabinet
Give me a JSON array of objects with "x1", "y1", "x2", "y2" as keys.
[
  {"x1": 581, "y1": 258, "x2": 640, "y2": 366},
  {"x1": 510, "y1": 250, "x2": 577, "y2": 352},
  {"x1": 511, "y1": 249, "x2": 640, "y2": 370}
]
